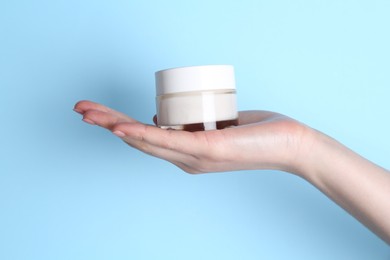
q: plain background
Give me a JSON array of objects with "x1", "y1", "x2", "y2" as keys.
[{"x1": 1, "y1": 0, "x2": 389, "y2": 259}]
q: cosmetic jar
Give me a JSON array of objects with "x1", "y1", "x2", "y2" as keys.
[{"x1": 155, "y1": 65, "x2": 238, "y2": 131}]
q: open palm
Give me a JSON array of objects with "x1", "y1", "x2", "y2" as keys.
[{"x1": 74, "y1": 100, "x2": 309, "y2": 174}]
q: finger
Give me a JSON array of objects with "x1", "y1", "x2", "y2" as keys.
[
  {"x1": 82, "y1": 109, "x2": 136, "y2": 130},
  {"x1": 114, "y1": 128, "x2": 197, "y2": 167},
  {"x1": 111, "y1": 122, "x2": 202, "y2": 155},
  {"x1": 124, "y1": 138, "x2": 190, "y2": 161},
  {"x1": 74, "y1": 100, "x2": 137, "y2": 123},
  {"x1": 74, "y1": 100, "x2": 110, "y2": 114}
]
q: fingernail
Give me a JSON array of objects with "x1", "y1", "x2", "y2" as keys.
[
  {"x1": 112, "y1": 130, "x2": 126, "y2": 137},
  {"x1": 73, "y1": 108, "x2": 83, "y2": 114},
  {"x1": 82, "y1": 118, "x2": 96, "y2": 125}
]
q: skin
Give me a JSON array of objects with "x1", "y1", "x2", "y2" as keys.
[{"x1": 74, "y1": 100, "x2": 390, "y2": 245}]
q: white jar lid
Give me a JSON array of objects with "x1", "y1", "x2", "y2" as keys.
[{"x1": 155, "y1": 65, "x2": 235, "y2": 96}]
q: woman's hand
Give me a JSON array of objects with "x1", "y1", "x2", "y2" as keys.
[
  {"x1": 73, "y1": 100, "x2": 312, "y2": 175},
  {"x1": 74, "y1": 100, "x2": 390, "y2": 244}
]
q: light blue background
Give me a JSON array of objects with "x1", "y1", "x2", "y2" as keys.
[{"x1": 1, "y1": 0, "x2": 389, "y2": 259}]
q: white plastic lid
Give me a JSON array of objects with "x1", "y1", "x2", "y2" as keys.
[{"x1": 155, "y1": 65, "x2": 235, "y2": 96}]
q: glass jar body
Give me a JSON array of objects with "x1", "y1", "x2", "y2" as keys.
[{"x1": 156, "y1": 89, "x2": 238, "y2": 131}]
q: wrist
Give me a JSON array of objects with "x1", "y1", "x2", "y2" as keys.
[
  {"x1": 292, "y1": 126, "x2": 349, "y2": 183},
  {"x1": 283, "y1": 124, "x2": 326, "y2": 179}
]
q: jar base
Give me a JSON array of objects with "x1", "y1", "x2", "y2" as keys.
[{"x1": 158, "y1": 118, "x2": 238, "y2": 132}]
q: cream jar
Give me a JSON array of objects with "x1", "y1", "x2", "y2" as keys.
[{"x1": 155, "y1": 65, "x2": 238, "y2": 131}]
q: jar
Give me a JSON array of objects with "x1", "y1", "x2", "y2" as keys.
[{"x1": 155, "y1": 65, "x2": 238, "y2": 131}]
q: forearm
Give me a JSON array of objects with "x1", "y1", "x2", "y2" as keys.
[{"x1": 297, "y1": 129, "x2": 390, "y2": 244}]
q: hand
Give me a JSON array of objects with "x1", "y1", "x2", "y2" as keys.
[
  {"x1": 74, "y1": 100, "x2": 390, "y2": 244},
  {"x1": 73, "y1": 100, "x2": 312, "y2": 175}
]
